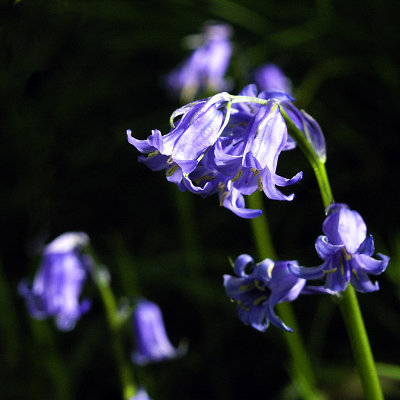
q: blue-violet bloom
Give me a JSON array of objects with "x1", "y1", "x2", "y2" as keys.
[
  {"x1": 166, "y1": 22, "x2": 232, "y2": 101},
  {"x1": 289, "y1": 203, "x2": 389, "y2": 293},
  {"x1": 19, "y1": 232, "x2": 92, "y2": 331},
  {"x1": 132, "y1": 299, "x2": 183, "y2": 365},
  {"x1": 223, "y1": 254, "x2": 307, "y2": 332},
  {"x1": 253, "y1": 63, "x2": 292, "y2": 95},
  {"x1": 128, "y1": 85, "x2": 305, "y2": 219},
  {"x1": 129, "y1": 388, "x2": 152, "y2": 400}
]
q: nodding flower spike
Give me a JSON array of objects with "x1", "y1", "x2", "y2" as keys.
[{"x1": 128, "y1": 84, "x2": 311, "y2": 219}]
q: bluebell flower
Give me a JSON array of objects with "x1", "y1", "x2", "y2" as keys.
[
  {"x1": 223, "y1": 254, "x2": 307, "y2": 332},
  {"x1": 129, "y1": 388, "x2": 152, "y2": 400},
  {"x1": 289, "y1": 203, "x2": 389, "y2": 293},
  {"x1": 128, "y1": 85, "x2": 304, "y2": 219},
  {"x1": 132, "y1": 299, "x2": 183, "y2": 365},
  {"x1": 166, "y1": 22, "x2": 232, "y2": 101},
  {"x1": 253, "y1": 63, "x2": 292, "y2": 95},
  {"x1": 19, "y1": 232, "x2": 91, "y2": 331}
]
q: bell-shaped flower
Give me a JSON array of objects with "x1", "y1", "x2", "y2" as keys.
[
  {"x1": 289, "y1": 203, "x2": 389, "y2": 293},
  {"x1": 19, "y1": 232, "x2": 92, "y2": 331},
  {"x1": 129, "y1": 388, "x2": 152, "y2": 400},
  {"x1": 253, "y1": 63, "x2": 292, "y2": 95},
  {"x1": 131, "y1": 299, "x2": 184, "y2": 365},
  {"x1": 128, "y1": 84, "x2": 307, "y2": 219},
  {"x1": 166, "y1": 22, "x2": 232, "y2": 101},
  {"x1": 223, "y1": 254, "x2": 307, "y2": 332}
]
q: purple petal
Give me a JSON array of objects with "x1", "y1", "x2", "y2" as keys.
[
  {"x1": 233, "y1": 254, "x2": 254, "y2": 277},
  {"x1": 315, "y1": 235, "x2": 343, "y2": 259},
  {"x1": 351, "y1": 253, "x2": 389, "y2": 275}
]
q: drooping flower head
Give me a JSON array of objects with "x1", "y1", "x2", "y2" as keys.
[
  {"x1": 129, "y1": 388, "x2": 153, "y2": 400},
  {"x1": 289, "y1": 203, "x2": 389, "y2": 293},
  {"x1": 132, "y1": 299, "x2": 183, "y2": 365},
  {"x1": 253, "y1": 63, "x2": 292, "y2": 95},
  {"x1": 128, "y1": 84, "x2": 310, "y2": 219},
  {"x1": 166, "y1": 22, "x2": 232, "y2": 102},
  {"x1": 19, "y1": 232, "x2": 92, "y2": 331},
  {"x1": 223, "y1": 254, "x2": 307, "y2": 332}
]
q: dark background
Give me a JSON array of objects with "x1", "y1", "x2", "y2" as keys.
[{"x1": 0, "y1": 0, "x2": 399, "y2": 399}]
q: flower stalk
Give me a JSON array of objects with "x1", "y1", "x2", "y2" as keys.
[
  {"x1": 248, "y1": 192, "x2": 323, "y2": 400},
  {"x1": 92, "y1": 265, "x2": 136, "y2": 400},
  {"x1": 284, "y1": 112, "x2": 383, "y2": 400}
]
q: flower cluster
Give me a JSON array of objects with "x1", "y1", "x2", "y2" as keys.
[
  {"x1": 128, "y1": 84, "x2": 326, "y2": 218},
  {"x1": 290, "y1": 203, "x2": 389, "y2": 293},
  {"x1": 166, "y1": 22, "x2": 232, "y2": 101},
  {"x1": 19, "y1": 232, "x2": 92, "y2": 331},
  {"x1": 131, "y1": 299, "x2": 183, "y2": 365},
  {"x1": 223, "y1": 254, "x2": 307, "y2": 332}
]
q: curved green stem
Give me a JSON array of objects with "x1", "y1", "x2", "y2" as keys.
[
  {"x1": 93, "y1": 266, "x2": 136, "y2": 400},
  {"x1": 283, "y1": 111, "x2": 383, "y2": 400},
  {"x1": 248, "y1": 192, "x2": 323, "y2": 400}
]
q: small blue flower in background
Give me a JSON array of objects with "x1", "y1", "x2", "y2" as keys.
[
  {"x1": 289, "y1": 203, "x2": 389, "y2": 293},
  {"x1": 129, "y1": 388, "x2": 153, "y2": 400},
  {"x1": 166, "y1": 22, "x2": 232, "y2": 102},
  {"x1": 253, "y1": 63, "x2": 293, "y2": 95},
  {"x1": 223, "y1": 254, "x2": 307, "y2": 332},
  {"x1": 132, "y1": 299, "x2": 183, "y2": 365},
  {"x1": 19, "y1": 232, "x2": 92, "y2": 331}
]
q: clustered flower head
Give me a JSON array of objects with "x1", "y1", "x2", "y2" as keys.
[
  {"x1": 223, "y1": 254, "x2": 308, "y2": 332},
  {"x1": 128, "y1": 83, "x2": 326, "y2": 219},
  {"x1": 290, "y1": 203, "x2": 389, "y2": 293},
  {"x1": 166, "y1": 21, "x2": 232, "y2": 102},
  {"x1": 131, "y1": 299, "x2": 183, "y2": 365},
  {"x1": 19, "y1": 232, "x2": 92, "y2": 331}
]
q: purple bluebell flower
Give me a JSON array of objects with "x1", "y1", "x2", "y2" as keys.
[
  {"x1": 128, "y1": 85, "x2": 304, "y2": 219},
  {"x1": 129, "y1": 388, "x2": 152, "y2": 400},
  {"x1": 253, "y1": 63, "x2": 292, "y2": 95},
  {"x1": 19, "y1": 232, "x2": 91, "y2": 331},
  {"x1": 132, "y1": 299, "x2": 183, "y2": 365},
  {"x1": 289, "y1": 203, "x2": 389, "y2": 293},
  {"x1": 166, "y1": 22, "x2": 232, "y2": 101},
  {"x1": 223, "y1": 254, "x2": 307, "y2": 332}
]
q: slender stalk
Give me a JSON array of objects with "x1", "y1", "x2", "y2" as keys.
[
  {"x1": 248, "y1": 192, "x2": 323, "y2": 400},
  {"x1": 284, "y1": 112, "x2": 383, "y2": 400},
  {"x1": 93, "y1": 266, "x2": 136, "y2": 400}
]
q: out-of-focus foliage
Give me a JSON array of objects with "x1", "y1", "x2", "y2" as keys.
[{"x1": 0, "y1": 0, "x2": 399, "y2": 399}]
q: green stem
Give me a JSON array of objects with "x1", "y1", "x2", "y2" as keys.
[
  {"x1": 93, "y1": 266, "x2": 136, "y2": 400},
  {"x1": 248, "y1": 192, "x2": 323, "y2": 400},
  {"x1": 283, "y1": 111, "x2": 383, "y2": 399}
]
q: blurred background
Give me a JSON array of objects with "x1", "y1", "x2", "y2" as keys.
[{"x1": 0, "y1": 0, "x2": 399, "y2": 399}]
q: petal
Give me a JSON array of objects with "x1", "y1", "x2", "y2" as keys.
[
  {"x1": 261, "y1": 168, "x2": 295, "y2": 201},
  {"x1": 288, "y1": 262, "x2": 325, "y2": 280},
  {"x1": 127, "y1": 129, "x2": 163, "y2": 153},
  {"x1": 338, "y1": 208, "x2": 367, "y2": 253},
  {"x1": 243, "y1": 102, "x2": 287, "y2": 172},
  {"x1": 350, "y1": 270, "x2": 380, "y2": 293},
  {"x1": 138, "y1": 153, "x2": 168, "y2": 171},
  {"x1": 233, "y1": 254, "x2": 255, "y2": 277},
  {"x1": 301, "y1": 110, "x2": 327, "y2": 162},
  {"x1": 324, "y1": 263, "x2": 349, "y2": 292},
  {"x1": 351, "y1": 253, "x2": 389, "y2": 275},
  {"x1": 266, "y1": 303, "x2": 292, "y2": 332},
  {"x1": 315, "y1": 235, "x2": 343, "y2": 259},
  {"x1": 220, "y1": 185, "x2": 262, "y2": 219},
  {"x1": 357, "y1": 234, "x2": 375, "y2": 256},
  {"x1": 301, "y1": 286, "x2": 337, "y2": 295}
]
